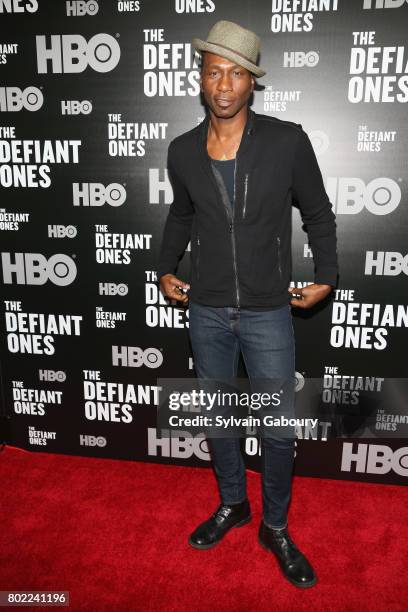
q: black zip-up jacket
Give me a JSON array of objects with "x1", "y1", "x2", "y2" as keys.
[{"x1": 157, "y1": 108, "x2": 338, "y2": 309}]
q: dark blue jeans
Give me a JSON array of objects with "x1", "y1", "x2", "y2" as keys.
[{"x1": 188, "y1": 299, "x2": 296, "y2": 529}]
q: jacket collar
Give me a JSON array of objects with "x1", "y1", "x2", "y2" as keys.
[{"x1": 198, "y1": 107, "x2": 256, "y2": 163}]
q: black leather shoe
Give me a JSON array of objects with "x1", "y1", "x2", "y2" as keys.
[
  {"x1": 188, "y1": 499, "x2": 251, "y2": 549},
  {"x1": 258, "y1": 520, "x2": 317, "y2": 588}
]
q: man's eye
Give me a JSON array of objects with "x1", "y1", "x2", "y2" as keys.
[{"x1": 207, "y1": 70, "x2": 242, "y2": 77}]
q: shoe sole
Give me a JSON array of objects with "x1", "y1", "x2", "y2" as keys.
[
  {"x1": 188, "y1": 514, "x2": 252, "y2": 550},
  {"x1": 258, "y1": 534, "x2": 318, "y2": 588}
]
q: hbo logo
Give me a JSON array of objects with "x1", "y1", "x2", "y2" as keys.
[
  {"x1": 148, "y1": 428, "x2": 210, "y2": 460},
  {"x1": 79, "y1": 435, "x2": 107, "y2": 447},
  {"x1": 283, "y1": 51, "x2": 319, "y2": 68},
  {"x1": 66, "y1": 1, "x2": 100, "y2": 16},
  {"x1": 39, "y1": 370, "x2": 67, "y2": 382},
  {"x1": 327, "y1": 177, "x2": 401, "y2": 215},
  {"x1": 73, "y1": 183, "x2": 126, "y2": 207},
  {"x1": 36, "y1": 33, "x2": 120, "y2": 74},
  {"x1": 365, "y1": 251, "x2": 408, "y2": 276},
  {"x1": 48, "y1": 225, "x2": 77, "y2": 238},
  {"x1": 0, "y1": 86, "x2": 43, "y2": 112},
  {"x1": 341, "y1": 442, "x2": 408, "y2": 476},
  {"x1": 61, "y1": 100, "x2": 93, "y2": 115},
  {"x1": 1, "y1": 252, "x2": 77, "y2": 286},
  {"x1": 99, "y1": 282, "x2": 128, "y2": 296}
]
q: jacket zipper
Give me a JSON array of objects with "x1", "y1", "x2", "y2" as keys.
[
  {"x1": 205, "y1": 122, "x2": 253, "y2": 308},
  {"x1": 231, "y1": 158, "x2": 240, "y2": 307},
  {"x1": 196, "y1": 235, "x2": 200, "y2": 280},
  {"x1": 277, "y1": 236, "x2": 282, "y2": 279},
  {"x1": 210, "y1": 161, "x2": 240, "y2": 308},
  {"x1": 242, "y1": 173, "x2": 249, "y2": 219}
]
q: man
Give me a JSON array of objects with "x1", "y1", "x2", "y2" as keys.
[{"x1": 157, "y1": 20, "x2": 338, "y2": 589}]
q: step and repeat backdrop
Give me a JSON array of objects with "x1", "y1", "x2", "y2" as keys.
[{"x1": 1, "y1": 0, "x2": 407, "y2": 485}]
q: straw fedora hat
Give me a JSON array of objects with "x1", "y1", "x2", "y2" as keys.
[{"x1": 192, "y1": 20, "x2": 266, "y2": 78}]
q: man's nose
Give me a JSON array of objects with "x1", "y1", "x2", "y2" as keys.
[{"x1": 217, "y1": 73, "x2": 233, "y2": 91}]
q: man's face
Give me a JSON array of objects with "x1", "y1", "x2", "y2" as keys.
[{"x1": 200, "y1": 51, "x2": 255, "y2": 118}]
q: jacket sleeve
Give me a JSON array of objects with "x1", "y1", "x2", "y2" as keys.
[
  {"x1": 292, "y1": 126, "x2": 339, "y2": 288},
  {"x1": 157, "y1": 141, "x2": 195, "y2": 281}
]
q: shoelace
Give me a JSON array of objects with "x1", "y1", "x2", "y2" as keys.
[
  {"x1": 212, "y1": 504, "x2": 234, "y2": 522},
  {"x1": 271, "y1": 528, "x2": 298, "y2": 553}
]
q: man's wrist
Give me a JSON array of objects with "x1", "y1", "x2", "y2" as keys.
[{"x1": 158, "y1": 271, "x2": 174, "y2": 282}]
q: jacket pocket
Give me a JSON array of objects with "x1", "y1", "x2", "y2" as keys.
[
  {"x1": 276, "y1": 236, "x2": 282, "y2": 280},
  {"x1": 196, "y1": 234, "x2": 200, "y2": 280},
  {"x1": 242, "y1": 234, "x2": 284, "y2": 296},
  {"x1": 242, "y1": 173, "x2": 249, "y2": 219}
]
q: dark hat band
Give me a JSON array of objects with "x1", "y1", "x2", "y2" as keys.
[{"x1": 205, "y1": 40, "x2": 256, "y2": 66}]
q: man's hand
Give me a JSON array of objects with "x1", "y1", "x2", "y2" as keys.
[
  {"x1": 288, "y1": 284, "x2": 333, "y2": 309},
  {"x1": 159, "y1": 273, "x2": 190, "y2": 305}
]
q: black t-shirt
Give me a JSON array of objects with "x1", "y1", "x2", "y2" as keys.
[
  {"x1": 209, "y1": 157, "x2": 284, "y2": 312},
  {"x1": 212, "y1": 157, "x2": 235, "y2": 208}
]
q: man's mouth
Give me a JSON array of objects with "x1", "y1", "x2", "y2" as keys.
[{"x1": 215, "y1": 98, "x2": 234, "y2": 107}]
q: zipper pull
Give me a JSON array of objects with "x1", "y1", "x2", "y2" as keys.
[
  {"x1": 277, "y1": 236, "x2": 282, "y2": 279},
  {"x1": 243, "y1": 173, "x2": 249, "y2": 219},
  {"x1": 229, "y1": 222, "x2": 233, "y2": 232}
]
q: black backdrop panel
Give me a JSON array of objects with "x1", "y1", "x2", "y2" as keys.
[{"x1": 1, "y1": 0, "x2": 407, "y2": 484}]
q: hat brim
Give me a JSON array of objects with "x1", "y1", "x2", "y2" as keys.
[{"x1": 192, "y1": 37, "x2": 266, "y2": 78}]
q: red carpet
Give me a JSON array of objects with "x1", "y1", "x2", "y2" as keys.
[{"x1": 1, "y1": 445, "x2": 407, "y2": 611}]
